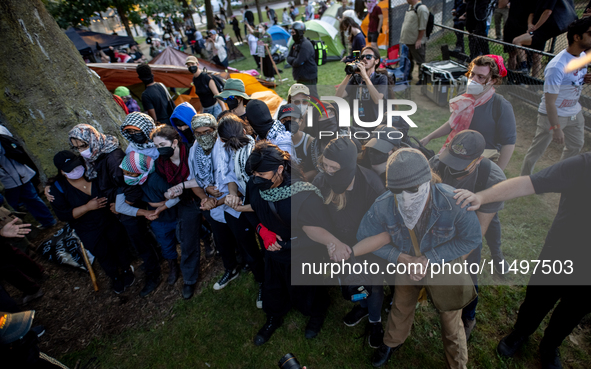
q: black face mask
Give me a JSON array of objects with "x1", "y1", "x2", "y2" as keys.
[
  {"x1": 253, "y1": 174, "x2": 275, "y2": 190},
  {"x1": 188, "y1": 66, "x2": 198, "y2": 74},
  {"x1": 446, "y1": 166, "x2": 471, "y2": 179},
  {"x1": 318, "y1": 116, "x2": 338, "y2": 134},
  {"x1": 129, "y1": 132, "x2": 147, "y2": 145},
  {"x1": 158, "y1": 146, "x2": 174, "y2": 159},
  {"x1": 368, "y1": 149, "x2": 389, "y2": 165},
  {"x1": 226, "y1": 98, "x2": 240, "y2": 111}
]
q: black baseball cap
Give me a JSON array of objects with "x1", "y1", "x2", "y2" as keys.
[
  {"x1": 277, "y1": 104, "x2": 301, "y2": 120},
  {"x1": 439, "y1": 130, "x2": 486, "y2": 171},
  {"x1": 53, "y1": 151, "x2": 84, "y2": 173},
  {"x1": 365, "y1": 125, "x2": 402, "y2": 154}
]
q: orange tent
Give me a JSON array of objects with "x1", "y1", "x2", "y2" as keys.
[{"x1": 361, "y1": 1, "x2": 389, "y2": 49}]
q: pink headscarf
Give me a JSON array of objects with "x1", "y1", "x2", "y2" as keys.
[{"x1": 366, "y1": 0, "x2": 378, "y2": 14}]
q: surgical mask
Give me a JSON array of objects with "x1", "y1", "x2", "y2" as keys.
[
  {"x1": 124, "y1": 175, "x2": 142, "y2": 186},
  {"x1": 157, "y1": 146, "x2": 174, "y2": 159},
  {"x1": 288, "y1": 119, "x2": 300, "y2": 134},
  {"x1": 446, "y1": 166, "x2": 471, "y2": 179},
  {"x1": 253, "y1": 174, "x2": 274, "y2": 190},
  {"x1": 466, "y1": 79, "x2": 484, "y2": 95},
  {"x1": 79, "y1": 148, "x2": 92, "y2": 159},
  {"x1": 64, "y1": 165, "x2": 85, "y2": 180},
  {"x1": 395, "y1": 182, "x2": 430, "y2": 230},
  {"x1": 129, "y1": 132, "x2": 147, "y2": 145},
  {"x1": 188, "y1": 66, "x2": 198, "y2": 74}
]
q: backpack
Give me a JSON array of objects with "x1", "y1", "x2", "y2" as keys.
[
  {"x1": 202, "y1": 67, "x2": 225, "y2": 93},
  {"x1": 308, "y1": 38, "x2": 328, "y2": 66},
  {"x1": 414, "y1": 4, "x2": 435, "y2": 38}
]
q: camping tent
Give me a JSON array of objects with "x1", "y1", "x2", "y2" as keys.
[
  {"x1": 267, "y1": 25, "x2": 291, "y2": 47},
  {"x1": 149, "y1": 47, "x2": 231, "y2": 74},
  {"x1": 303, "y1": 20, "x2": 345, "y2": 61},
  {"x1": 360, "y1": 1, "x2": 389, "y2": 49},
  {"x1": 65, "y1": 28, "x2": 93, "y2": 56},
  {"x1": 66, "y1": 28, "x2": 136, "y2": 52},
  {"x1": 320, "y1": 4, "x2": 342, "y2": 29}
]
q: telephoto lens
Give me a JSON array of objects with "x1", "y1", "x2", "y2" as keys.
[{"x1": 278, "y1": 353, "x2": 302, "y2": 369}]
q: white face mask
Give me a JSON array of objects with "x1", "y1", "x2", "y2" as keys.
[
  {"x1": 466, "y1": 79, "x2": 490, "y2": 96},
  {"x1": 396, "y1": 182, "x2": 430, "y2": 230},
  {"x1": 371, "y1": 162, "x2": 387, "y2": 175},
  {"x1": 64, "y1": 165, "x2": 85, "y2": 180},
  {"x1": 79, "y1": 148, "x2": 92, "y2": 159}
]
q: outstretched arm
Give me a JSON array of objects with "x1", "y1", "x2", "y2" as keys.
[{"x1": 453, "y1": 176, "x2": 535, "y2": 211}]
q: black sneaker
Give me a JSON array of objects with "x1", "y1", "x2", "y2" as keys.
[
  {"x1": 112, "y1": 277, "x2": 124, "y2": 294},
  {"x1": 182, "y1": 283, "x2": 196, "y2": 299},
  {"x1": 371, "y1": 343, "x2": 402, "y2": 367},
  {"x1": 213, "y1": 268, "x2": 239, "y2": 290},
  {"x1": 31, "y1": 325, "x2": 45, "y2": 338},
  {"x1": 497, "y1": 330, "x2": 528, "y2": 357},
  {"x1": 343, "y1": 305, "x2": 369, "y2": 327},
  {"x1": 122, "y1": 266, "x2": 135, "y2": 288},
  {"x1": 140, "y1": 274, "x2": 161, "y2": 298},
  {"x1": 305, "y1": 315, "x2": 325, "y2": 339},
  {"x1": 253, "y1": 316, "x2": 283, "y2": 346},
  {"x1": 256, "y1": 283, "x2": 263, "y2": 309},
  {"x1": 368, "y1": 321, "x2": 384, "y2": 348},
  {"x1": 540, "y1": 346, "x2": 562, "y2": 369}
]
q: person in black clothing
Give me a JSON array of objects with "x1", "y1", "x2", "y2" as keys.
[
  {"x1": 214, "y1": 15, "x2": 225, "y2": 39},
  {"x1": 136, "y1": 63, "x2": 172, "y2": 125},
  {"x1": 340, "y1": 17, "x2": 366, "y2": 62},
  {"x1": 312, "y1": 137, "x2": 388, "y2": 348},
  {"x1": 452, "y1": 0, "x2": 466, "y2": 53},
  {"x1": 65, "y1": 124, "x2": 162, "y2": 297},
  {"x1": 185, "y1": 56, "x2": 225, "y2": 118},
  {"x1": 231, "y1": 15, "x2": 244, "y2": 44},
  {"x1": 465, "y1": 0, "x2": 491, "y2": 60},
  {"x1": 362, "y1": 125, "x2": 402, "y2": 182},
  {"x1": 185, "y1": 25, "x2": 198, "y2": 54},
  {"x1": 287, "y1": 21, "x2": 319, "y2": 99},
  {"x1": 49, "y1": 151, "x2": 132, "y2": 294},
  {"x1": 243, "y1": 5, "x2": 255, "y2": 34},
  {"x1": 266, "y1": 6, "x2": 278, "y2": 25},
  {"x1": 236, "y1": 142, "x2": 345, "y2": 345},
  {"x1": 454, "y1": 153, "x2": 591, "y2": 369}
]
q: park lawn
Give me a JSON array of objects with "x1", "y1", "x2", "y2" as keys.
[{"x1": 60, "y1": 76, "x2": 591, "y2": 368}]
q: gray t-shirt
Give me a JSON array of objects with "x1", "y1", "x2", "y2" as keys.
[
  {"x1": 430, "y1": 154, "x2": 506, "y2": 214},
  {"x1": 469, "y1": 94, "x2": 517, "y2": 151}
]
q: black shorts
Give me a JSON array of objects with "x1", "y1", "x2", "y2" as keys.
[
  {"x1": 368, "y1": 31, "x2": 379, "y2": 42},
  {"x1": 531, "y1": 20, "x2": 561, "y2": 51}
]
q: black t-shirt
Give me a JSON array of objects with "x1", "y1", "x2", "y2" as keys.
[
  {"x1": 193, "y1": 74, "x2": 216, "y2": 108},
  {"x1": 244, "y1": 10, "x2": 255, "y2": 25},
  {"x1": 530, "y1": 153, "x2": 591, "y2": 284},
  {"x1": 347, "y1": 72, "x2": 389, "y2": 128},
  {"x1": 469, "y1": 94, "x2": 517, "y2": 151},
  {"x1": 141, "y1": 83, "x2": 171, "y2": 123},
  {"x1": 185, "y1": 28, "x2": 196, "y2": 41}
]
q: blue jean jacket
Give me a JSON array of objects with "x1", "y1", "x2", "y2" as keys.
[{"x1": 356, "y1": 183, "x2": 481, "y2": 265}]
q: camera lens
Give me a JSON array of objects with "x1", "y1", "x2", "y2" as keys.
[{"x1": 278, "y1": 353, "x2": 301, "y2": 369}]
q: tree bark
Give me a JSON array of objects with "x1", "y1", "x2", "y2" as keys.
[
  {"x1": 226, "y1": 0, "x2": 233, "y2": 18},
  {"x1": 205, "y1": 0, "x2": 215, "y2": 30},
  {"x1": 0, "y1": 0, "x2": 127, "y2": 182},
  {"x1": 255, "y1": 0, "x2": 263, "y2": 23},
  {"x1": 180, "y1": 0, "x2": 196, "y2": 28},
  {"x1": 115, "y1": 5, "x2": 134, "y2": 37}
]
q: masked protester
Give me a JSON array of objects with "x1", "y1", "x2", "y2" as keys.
[
  {"x1": 170, "y1": 102, "x2": 198, "y2": 145},
  {"x1": 420, "y1": 55, "x2": 516, "y2": 172},
  {"x1": 214, "y1": 78, "x2": 251, "y2": 121},
  {"x1": 49, "y1": 151, "x2": 132, "y2": 294},
  {"x1": 237, "y1": 142, "x2": 341, "y2": 345},
  {"x1": 348, "y1": 148, "x2": 480, "y2": 368},
  {"x1": 287, "y1": 21, "x2": 319, "y2": 99},
  {"x1": 278, "y1": 104, "x2": 316, "y2": 181},
  {"x1": 120, "y1": 112, "x2": 159, "y2": 159},
  {"x1": 185, "y1": 56, "x2": 226, "y2": 119},
  {"x1": 312, "y1": 137, "x2": 388, "y2": 348},
  {"x1": 245, "y1": 99, "x2": 297, "y2": 160},
  {"x1": 363, "y1": 125, "x2": 402, "y2": 182}
]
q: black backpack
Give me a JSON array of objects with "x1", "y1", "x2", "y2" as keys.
[
  {"x1": 415, "y1": 4, "x2": 435, "y2": 38},
  {"x1": 308, "y1": 38, "x2": 328, "y2": 66},
  {"x1": 202, "y1": 67, "x2": 225, "y2": 92}
]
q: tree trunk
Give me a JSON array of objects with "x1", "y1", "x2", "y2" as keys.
[
  {"x1": 226, "y1": 0, "x2": 233, "y2": 18},
  {"x1": 180, "y1": 0, "x2": 195, "y2": 28},
  {"x1": 116, "y1": 5, "x2": 134, "y2": 37},
  {"x1": 205, "y1": 0, "x2": 215, "y2": 30},
  {"x1": 294, "y1": 0, "x2": 302, "y2": 6},
  {"x1": 255, "y1": 0, "x2": 263, "y2": 23},
  {"x1": 0, "y1": 0, "x2": 127, "y2": 182}
]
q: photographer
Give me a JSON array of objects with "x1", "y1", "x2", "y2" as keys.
[
  {"x1": 205, "y1": 30, "x2": 228, "y2": 68},
  {"x1": 335, "y1": 45, "x2": 388, "y2": 129},
  {"x1": 287, "y1": 22, "x2": 318, "y2": 99}
]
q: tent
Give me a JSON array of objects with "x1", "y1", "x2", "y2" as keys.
[
  {"x1": 149, "y1": 47, "x2": 230, "y2": 74},
  {"x1": 320, "y1": 4, "x2": 342, "y2": 29},
  {"x1": 65, "y1": 28, "x2": 93, "y2": 56},
  {"x1": 360, "y1": 1, "x2": 389, "y2": 49},
  {"x1": 66, "y1": 28, "x2": 136, "y2": 52},
  {"x1": 303, "y1": 20, "x2": 345, "y2": 61},
  {"x1": 267, "y1": 25, "x2": 291, "y2": 47}
]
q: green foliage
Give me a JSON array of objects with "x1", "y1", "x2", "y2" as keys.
[{"x1": 141, "y1": 0, "x2": 185, "y2": 23}]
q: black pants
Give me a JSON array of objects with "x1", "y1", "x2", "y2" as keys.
[
  {"x1": 84, "y1": 220, "x2": 131, "y2": 280},
  {"x1": 177, "y1": 199, "x2": 203, "y2": 285},
  {"x1": 118, "y1": 214, "x2": 161, "y2": 278},
  {"x1": 234, "y1": 29, "x2": 243, "y2": 43},
  {"x1": 296, "y1": 77, "x2": 318, "y2": 100},
  {"x1": 467, "y1": 20, "x2": 489, "y2": 60},
  {"x1": 513, "y1": 285, "x2": 591, "y2": 349},
  {"x1": 0, "y1": 244, "x2": 44, "y2": 295},
  {"x1": 453, "y1": 19, "x2": 466, "y2": 50},
  {"x1": 223, "y1": 212, "x2": 264, "y2": 283}
]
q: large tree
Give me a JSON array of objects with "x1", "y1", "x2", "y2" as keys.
[{"x1": 0, "y1": 0, "x2": 127, "y2": 181}]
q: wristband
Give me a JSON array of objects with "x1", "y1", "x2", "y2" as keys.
[
  {"x1": 549, "y1": 125, "x2": 560, "y2": 131},
  {"x1": 182, "y1": 182, "x2": 186, "y2": 189}
]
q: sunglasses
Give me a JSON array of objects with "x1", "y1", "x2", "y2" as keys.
[
  {"x1": 388, "y1": 186, "x2": 420, "y2": 195},
  {"x1": 223, "y1": 95, "x2": 236, "y2": 101},
  {"x1": 362, "y1": 54, "x2": 376, "y2": 60}
]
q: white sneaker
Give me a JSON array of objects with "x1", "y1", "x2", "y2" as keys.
[{"x1": 256, "y1": 282, "x2": 263, "y2": 309}]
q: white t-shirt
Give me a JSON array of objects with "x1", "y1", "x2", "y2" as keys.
[
  {"x1": 247, "y1": 34, "x2": 260, "y2": 56},
  {"x1": 539, "y1": 49, "x2": 587, "y2": 117}
]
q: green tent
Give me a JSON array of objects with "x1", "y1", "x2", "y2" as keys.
[
  {"x1": 320, "y1": 4, "x2": 342, "y2": 30},
  {"x1": 304, "y1": 20, "x2": 345, "y2": 61}
]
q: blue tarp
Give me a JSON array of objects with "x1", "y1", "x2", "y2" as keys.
[{"x1": 267, "y1": 25, "x2": 291, "y2": 46}]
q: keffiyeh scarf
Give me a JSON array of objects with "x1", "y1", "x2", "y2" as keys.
[
  {"x1": 233, "y1": 135, "x2": 255, "y2": 193},
  {"x1": 260, "y1": 181, "x2": 323, "y2": 202},
  {"x1": 69, "y1": 124, "x2": 119, "y2": 179},
  {"x1": 120, "y1": 151, "x2": 154, "y2": 185},
  {"x1": 192, "y1": 143, "x2": 214, "y2": 188},
  {"x1": 120, "y1": 112, "x2": 157, "y2": 150}
]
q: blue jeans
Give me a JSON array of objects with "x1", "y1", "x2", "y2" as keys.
[
  {"x1": 150, "y1": 220, "x2": 178, "y2": 260},
  {"x1": 485, "y1": 213, "x2": 504, "y2": 263},
  {"x1": 202, "y1": 103, "x2": 222, "y2": 120},
  {"x1": 360, "y1": 284, "x2": 384, "y2": 322},
  {"x1": 5, "y1": 181, "x2": 55, "y2": 227}
]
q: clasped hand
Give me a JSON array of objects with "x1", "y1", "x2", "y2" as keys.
[{"x1": 326, "y1": 242, "x2": 352, "y2": 262}]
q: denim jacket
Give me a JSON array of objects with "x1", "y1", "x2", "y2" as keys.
[{"x1": 356, "y1": 183, "x2": 481, "y2": 265}]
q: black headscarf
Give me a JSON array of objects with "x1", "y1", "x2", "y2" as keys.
[
  {"x1": 323, "y1": 137, "x2": 358, "y2": 194},
  {"x1": 245, "y1": 100, "x2": 274, "y2": 138}
]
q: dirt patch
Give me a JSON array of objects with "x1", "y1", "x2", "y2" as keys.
[{"x1": 4, "y1": 227, "x2": 223, "y2": 358}]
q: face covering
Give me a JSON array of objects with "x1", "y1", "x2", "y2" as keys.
[
  {"x1": 129, "y1": 132, "x2": 147, "y2": 145},
  {"x1": 253, "y1": 174, "x2": 275, "y2": 190},
  {"x1": 124, "y1": 175, "x2": 142, "y2": 186},
  {"x1": 196, "y1": 131, "x2": 217, "y2": 152},
  {"x1": 79, "y1": 148, "x2": 92, "y2": 159},
  {"x1": 65, "y1": 165, "x2": 85, "y2": 180},
  {"x1": 371, "y1": 162, "x2": 387, "y2": 175},
  {"x1": 158, "y1": 146, "x2": 174, "y2": 159},
  {"x1": 395, "y1": 182, "x2": 430, "y2": 230},
  {"x1": 323, "y1": 138, "x2": 358, "y2": 194},
  {"x1": 318, "y1": 116, "x2": 338, "y2": 134},
  {"x1": 288, "y1": 120, "x2": 300, "y2": 135},
  {"x1": 227, "y1": 98, "x2": 240, "y2": 111},
  {"x1": 466, "y1": 79, "x2": 486, "y2": 95},
  {"x1": 368, "y1": 149, "x2": 389, "y2": 166},
  {"x1": 446, "y1": 165, "x2": 471, "y2": 179},
  {"x1": 188, "y1": 66, "x2": 198, "y2": 74}
]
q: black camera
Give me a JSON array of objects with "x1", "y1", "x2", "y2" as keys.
[
  {"x1": 278, "y1": 353, "x2": 301, "y2": 369},
  {"x1": 345, "y1": 50, "x2": 361, "y2": 75}
]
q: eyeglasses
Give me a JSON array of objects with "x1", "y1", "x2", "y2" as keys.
[
  {"x1": 362, "y1": 54, "x2": 375, "y2": 60},
  {"x1": 388, "y1": 186, "x2": 420, "y2": 195},
  {"x1": 71, "y1": 143, "x2": 89, "y2": 151}
]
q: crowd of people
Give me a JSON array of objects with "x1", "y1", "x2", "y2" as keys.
[{"x1": 2, "y1": 9, "x2": 591, "y2": 369}]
